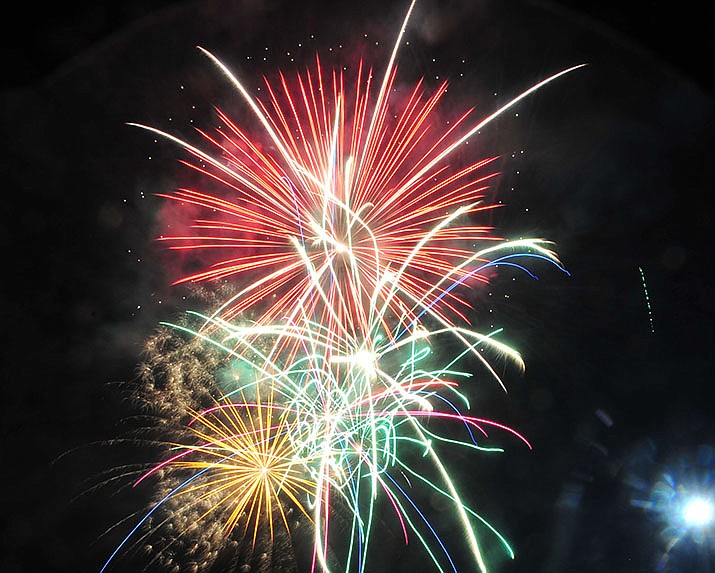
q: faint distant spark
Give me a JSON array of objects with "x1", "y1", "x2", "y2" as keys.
[{"x1": 638, "y1": 266, "x2": 655, "y2": 333}]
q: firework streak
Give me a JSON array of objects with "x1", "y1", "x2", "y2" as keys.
[{"x1": 103, "y1": 1, "x2": 580, "y2": 571}]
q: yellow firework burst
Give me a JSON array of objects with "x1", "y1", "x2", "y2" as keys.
[{"x1": 168, "y1": 388, "x2": 314, "y2": 546}]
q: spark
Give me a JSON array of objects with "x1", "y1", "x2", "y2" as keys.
[{"x1": 638, "y1": 265, "x2": 655, "y2": 333}]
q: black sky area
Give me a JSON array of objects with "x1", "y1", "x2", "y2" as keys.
[
  {"x1": 2, "y1": 2, "x2": 713, "y2": 573},
  {"x1": 3, "y1": 2, "x2": 714, "y2": 96}
]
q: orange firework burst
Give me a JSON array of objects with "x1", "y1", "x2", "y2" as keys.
[
  {"x1": 102, "y1": 383, "x2": 317, "y2": 573},
  {"x1": 147, "y1": 388, "x2": 314, "y2": 545}
]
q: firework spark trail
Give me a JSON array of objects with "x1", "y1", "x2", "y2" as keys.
[
  {"x1": 638, "y1": 266, "x2": 655, "y2": 333},
  {"x1": 105, "y1": 0, "x2": 580, "y2": 571}
]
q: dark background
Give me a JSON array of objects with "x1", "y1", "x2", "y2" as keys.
[
  {"x1": 2, "y1": 1, "x2": 713, "y2": 572},
  {"x1": 2, "y1": 1, "x2": 714, "y2": 95}
]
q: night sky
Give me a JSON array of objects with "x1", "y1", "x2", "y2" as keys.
[{"x1": 2, "y1": 1, "x2": 713, "y2": 572}]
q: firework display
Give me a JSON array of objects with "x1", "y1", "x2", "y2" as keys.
[{"x1": 102, "y1": 1, "x2": 577, "y2": 571}]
